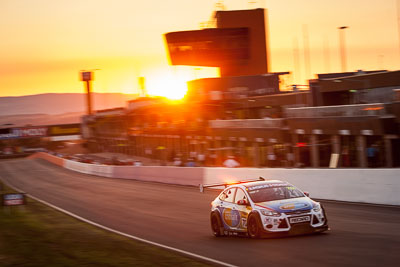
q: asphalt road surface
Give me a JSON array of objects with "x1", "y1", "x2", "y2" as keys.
[{"x1": 1, "y1": 158, "x2": 399, "y2": 267}]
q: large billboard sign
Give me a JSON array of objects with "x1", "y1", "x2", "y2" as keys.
[
  {"x1": 14, "y1": 127, "x2": 48, "y2": 138},
  {"x1": 165, "y1": 28, "x2": 249, "y2": 67},
  {"x1": 0, "y1": 127, "x2": 48, "y2": 139},
  {"x1": 0, "y1": 124, "x2": 81, "y2": 140}
]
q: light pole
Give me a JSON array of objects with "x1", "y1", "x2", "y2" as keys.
[
  {"x1": 338, "y1": 26, "x2": 349, "y2": 72},
  {"x1": 80, "y1": 69, "x2": 100, "y2": 115}
]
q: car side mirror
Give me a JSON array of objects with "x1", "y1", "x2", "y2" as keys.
[
  {"x1": 304, "y1": 191, "x2": 310, "y2": 197},
  {"x1": 237, "y1": 199, "x2": 249, "y2": 206}
]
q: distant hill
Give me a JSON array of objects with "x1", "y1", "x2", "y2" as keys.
[
  {"x1": 0, "y1": 93, "x2": 137, "y2": 127},
  {"x1": 0, "y1": 93, "x2": 137, "y2": 116},
  {"x1": 0, "y1": 112, "x2": 85, "y2": 127}
]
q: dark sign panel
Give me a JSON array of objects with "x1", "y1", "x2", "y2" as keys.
[
  {"x1": 165, "y1": 28, "x2": 249, "y2": 67},
  {"x1": 80, "y1": 71, "x2": 92, "y2": 81},
  {"x1": 48, "y1": 124, "x2": 81, "y2": 136},
  {"x1": 0, "y1": 128, "x2": 18, "y2": 140},
  {"x1": 2, "y1": 193, "x2": 26, "y2": 206},
  {"x1": 0, "y1": 128, "x2": 11, "y2": 135}
]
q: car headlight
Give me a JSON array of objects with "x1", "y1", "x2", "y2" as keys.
[
  {"x1": 312, "y1": 202, "x2": 321, "y2": 212},
  {"x1": 260, "y1": 209, "x2": 281, "y2": 217}
]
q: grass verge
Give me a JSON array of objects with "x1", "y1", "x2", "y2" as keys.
[{"x1": 0, "y1": 181, "x2": 210, "y2": 267}]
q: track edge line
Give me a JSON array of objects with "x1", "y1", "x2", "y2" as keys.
[{"x1": 1, "y1": 179, "x2": 237, "y2": 267}]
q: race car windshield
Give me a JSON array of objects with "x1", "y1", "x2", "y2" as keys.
[{"x1": 247, "y1": 186, "x2": 305, "y2": 203}]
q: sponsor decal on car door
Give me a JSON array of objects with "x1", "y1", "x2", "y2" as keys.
[
  {"x1": 217, "y1": 187, "x2": 239, "y2": 230},
  {"x1": 222, "y1": 204, "x2": 241, "y2": 228}
]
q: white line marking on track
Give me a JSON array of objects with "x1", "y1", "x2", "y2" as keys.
[{"x1": 3, "y1": 180, "x2": 237, "y2": 267}]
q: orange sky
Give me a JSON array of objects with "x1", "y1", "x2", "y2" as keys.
[{"x1": 0, "y1": 0, "x2": 399, "y2": 98}]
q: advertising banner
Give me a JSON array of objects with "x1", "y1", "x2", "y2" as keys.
[
  {"x1": 13, "y1": 127, "x2": 48, "y2": 138},
  {"x1": 0, "y1": 124, "x2": 80, "y2": 140},
  {"x1": 48, "y1": 124, "x2": 81, "y2": 136}
]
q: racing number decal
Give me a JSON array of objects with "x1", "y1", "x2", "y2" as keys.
[
  {"x1": 238, "y1": 210, "x2": 250, "y2": 229},
  {"x1": 241, "y1": 218, "x2": 247, "y2": 228}
]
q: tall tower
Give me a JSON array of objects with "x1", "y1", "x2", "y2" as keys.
[
  {"x1": 216, "y1": 8, "x2": 270, "y2": 76},
  {"x1": 165, "y1": 8, "x2": 271, "y2": 77},
  {"x1": 80, "y1": 71, "x2": 93, "y2": 115}
]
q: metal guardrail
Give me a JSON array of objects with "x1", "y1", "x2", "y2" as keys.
[
  {"x1": 285, "y1": 103, "x2": 388, "y2": 118},
  {"x1": 209, "y1": 118, "x2": 284, "y2": 129}
]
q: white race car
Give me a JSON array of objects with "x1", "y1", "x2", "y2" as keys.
[{"x1": 203, "y1": 178, "x2": 329, "y2": 238}]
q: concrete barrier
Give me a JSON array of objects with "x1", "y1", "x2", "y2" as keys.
[
  {"x1": 29, "y1": 152, "x2": 64, "y2": 166},
  {"x1": 56, "y1": 156, "x2": 202, "y2": 186},
  {"x1": 29, "y1": 153, "x2": 400, "y2": 205},
  {"x1": 204, "y1": 168, "x2": 400, "y2": 206},
  {"x1": 89, "y1": 164, "x2": 114, "y2": 178},
  {"x1": 64, "y1": 159, "x2": 113, "y2": 178},
  {"x1": 64, "y1": 160, "x2": 91, "y2": 174},
  {"x1": 113, "y1": 166, "x2": 204, "y2": 186}
]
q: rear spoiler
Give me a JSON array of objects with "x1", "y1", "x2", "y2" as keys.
[{"x1": 199, "y1": 177, "x2": 265, "y2": 193}]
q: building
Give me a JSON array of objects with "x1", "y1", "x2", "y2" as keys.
[
  {"x1": 82, "y1": 9, "x2": 400, "y2": 168},
  {"x1": 84, "y1": 69, "x2": 400, "y2": 168}
]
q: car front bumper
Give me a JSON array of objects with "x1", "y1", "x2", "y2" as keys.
[{"x1": 259, "y1": 208, "x2": 329, "y2": 235}]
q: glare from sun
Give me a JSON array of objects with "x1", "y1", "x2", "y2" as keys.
[{"x1": 146, "y1": 72, "x2": 189, "y2": 100}]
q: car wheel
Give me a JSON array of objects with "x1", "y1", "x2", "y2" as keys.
[
  {"x1": 321, "y1": 205, "x2": 329, "y2": 227},
  {"x1": 210, "y1": 212, "x2": 224, "y2": 237},
  {"x1": 247, "y1": 213, "x2": 262, "y2": 239}
]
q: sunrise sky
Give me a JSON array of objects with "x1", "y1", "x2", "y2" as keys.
[{"x1": 1, "y1": 0, "x2": 399, "y2": 99}]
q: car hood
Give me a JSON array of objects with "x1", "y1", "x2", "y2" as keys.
[{"x1": 255, "y1": 197, "x2": 313, "y2": 213}]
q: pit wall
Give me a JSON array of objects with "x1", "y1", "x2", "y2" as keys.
[{"x1": 30, "y1": 153, "x2": 400, "y2": 206}]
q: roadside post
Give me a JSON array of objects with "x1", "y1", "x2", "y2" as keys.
[
  {"x1": 2, "y1": 192, "x2": 27, "y2": 214},
  {"x1": 329, "y1": 153, "x2": 340, "y2": 168}
]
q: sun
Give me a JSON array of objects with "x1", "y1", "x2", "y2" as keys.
[{"x1": 146, "y1": 71, "x2": 190, "y2": 100}]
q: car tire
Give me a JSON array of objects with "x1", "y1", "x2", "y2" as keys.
[
  {"x1": 247, "y1": 213, "x2": 262, "y2": 239},
  {"x1": 322, "y1": 205, "x2": 328, "y2": 225},
  {"x1": 210, "y1": 212, "x2": 224, "y2": 237}
]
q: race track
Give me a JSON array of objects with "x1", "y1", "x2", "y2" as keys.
[{"x1": 1, "y1": 158, "x2": 399, "y2": 267}]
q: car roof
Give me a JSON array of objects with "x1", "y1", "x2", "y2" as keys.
[{"x1": 226, "y1": 179, "x2": 290, "y2": 189}]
